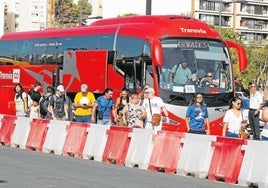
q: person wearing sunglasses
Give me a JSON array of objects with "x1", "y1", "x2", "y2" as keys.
[
  {"x1": 200, "y1": 71, "x2": 219, "y2": 87},
  {"x1": 222, "y1": 96, "x2": 248, "y2": 138}
]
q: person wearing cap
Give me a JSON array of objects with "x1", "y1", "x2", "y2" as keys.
[
  {"x1": 142, "y1": 87, "x2": 169, "y2": 133},
  {"x1": 73, "y1": 83, "x2": 96, "y2": 122},
  {"x1": 48, "y1": 84, "x2": 68, "y2": 121},
  {"x1": 170, "y1": 58, "x2": 192, "y2": 85}
]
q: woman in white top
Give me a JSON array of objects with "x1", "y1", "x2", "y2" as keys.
[
  {"x1": 222, "y1": 96, "x2": 248, "y2": 138},
  {"x1": 142, "y1": 87, "x2": 169, "y2": 133},
  {"x1": 14, "y1": 84, "x2": 29, "y2": 117}
]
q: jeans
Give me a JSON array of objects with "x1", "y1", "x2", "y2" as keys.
[
  {"x1": 262, "y1": 136, "x2": 268, "y2": 141},
  {"x1": 226, "y1": 131, "x2": 239, "y2": 138},
  {"x1": 75, "y1": 115, "x2": 91, "y2": 123},
  {"x1": 97, "y1": 117, "x2": 112, "y2": 125}
]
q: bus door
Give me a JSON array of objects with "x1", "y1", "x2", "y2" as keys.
[{"x1": 62, "y1": 50, "x2": 108, "y2": 93}]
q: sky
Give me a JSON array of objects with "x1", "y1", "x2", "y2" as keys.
[{"x1": 99, "y1": 0, "x2": 191, "y2": 18}]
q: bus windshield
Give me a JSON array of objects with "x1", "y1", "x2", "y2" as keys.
[{"x1": 159, "y1": 39, "x2": 232, "y2": 96}]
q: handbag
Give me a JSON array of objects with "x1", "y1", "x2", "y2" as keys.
[
  {"x1": 97, "y1": 111, "x2": 103, "y2": 120},
  {"x1": 149, "y1": 99, "x2": 161, "y2": 126},
  {"x1": 151, "y1": 114, "x2": 161, "y2": 126},
  {"x1": 239, "y1": 112, "x2": 249, "y2": 139},
  {"x1": 239, "y1": 128, "x2": 249, "y2": 139},
  {"x1": 97, "y1": 99, "x2": 110, "y2": 120}
]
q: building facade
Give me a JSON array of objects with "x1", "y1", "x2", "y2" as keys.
[
  {"x1": 192, "y1": 0, "x2": 268, "y2": 44},
  {"x1": 3, "y1": 0, "x2": 46, "y2": 35}
]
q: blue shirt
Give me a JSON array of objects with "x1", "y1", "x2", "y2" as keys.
[
  {"x1": 96, "y1": 96, "x2": 114, "y2": 118},
  {"x1": 186, "y1": 104, "x2": 208, "y2": 131}
]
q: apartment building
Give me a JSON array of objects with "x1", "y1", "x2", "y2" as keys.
[
  {"x1": 3, "y1": 0, "x2": 46, "y2": 34},
  {"x1": 192, "y1": 0, "x2": 268, "y2": 44}
]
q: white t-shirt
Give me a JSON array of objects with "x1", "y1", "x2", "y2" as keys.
[
  {"x1": 143, "y1": 96, "x2": 165, "y2": 132},
  {"x1": 223, "y1": 109, "x2": 247, "y2": 132},
  {"x1": 14, "y1": 92, "x2": 28, "y2": 116},
  {"x1": 249, "y1": 91, "x2": 263, "y2": 109}
]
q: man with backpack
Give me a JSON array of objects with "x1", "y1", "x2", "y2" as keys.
[
  {"x1": 48, "y1": 84, "x2": 68, "y2": 121},
  {"x1": 39, "y1": 86, "x2": 54, "y2": 119}
]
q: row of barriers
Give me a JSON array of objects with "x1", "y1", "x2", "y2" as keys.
[{"x1": 0, "y1": 114, "x2": 267, "y2": 187}]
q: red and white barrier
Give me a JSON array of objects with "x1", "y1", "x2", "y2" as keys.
[
  {"x1": 125, "y1": 128, "x2": 154, "y2": 169},
  {"x1": 82, "y1": 124, "x2": 110, "y2": 161},
  {"x1": 238, "y1": 140, "x2": 268, "y2": 187},
  {"x1": 177, "y1": 134, "x2": 216, "y2": 178},
  {"x1": 11, "y1": 117, "x2": 31, "y2": 149},
  {"x1": 42, "y1": 120, "x2": 69, "y2": 155},
  {"x1": 2, "y1": 115, "x2": 268, "y2": 187}
]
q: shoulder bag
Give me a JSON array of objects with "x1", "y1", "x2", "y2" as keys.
[{"x1": 149, "y1": 99, "x2": 161, "y2": 126}]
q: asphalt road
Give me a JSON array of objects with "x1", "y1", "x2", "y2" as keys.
[{"x1": 0, "y1": 146, "x2": 244, "y2": 188}]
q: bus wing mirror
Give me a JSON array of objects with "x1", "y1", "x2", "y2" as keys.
[
  {"x1": 225, "y1": 40, "x2": 248, "y2": 72},
  {"x1": 150, "y1": 38, "x2": 163, "y2": 67}
]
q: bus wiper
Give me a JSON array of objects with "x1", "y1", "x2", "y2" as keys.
[{"x1": 167, "y1": 94, "x2": 185, "y2": 103}]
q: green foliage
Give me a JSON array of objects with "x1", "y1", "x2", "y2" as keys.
[
  {"x1": 55, "y1": 0, "x2": 92, "y2": 28},
  {"x1": 210, "y1": 25, "x2": 268, "y2": 88}
]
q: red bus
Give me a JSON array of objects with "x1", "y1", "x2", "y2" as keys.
[{"x1": 0, "y1": 15, "x2": 247, "y2": 134}]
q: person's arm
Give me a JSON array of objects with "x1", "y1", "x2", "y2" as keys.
[
  {"x1": 22, "y1": 95, "x2": 29, "y2": 114},
  {"x1": 205, "y1": 118, "x2": 210, "y2": 135},
  {"x1": 114, "y1": 97, "x2": 120, "y2": 114},
  {"x1": 161, "y1": 106, "x2": 169, "y2": 123},
  {"x1": 111, "y1": 105, "x2": 117, "y2": 123},
  {"x1": 222, "y1": 122, "x2": 228, "y2": 137},
  {"x1": 141, "y1": 106, "x2": 147, "y2": 120},
  {"x1": 262, "y1": 107, "x2": 268, "y2": 122},
  {"x1": 64, "y1": 103, "x2": 68, "y2": 120},
  {"x1": 185, "y1": 117, "x2": 190, "y2": 132},
  {"x1": 121, "y1": 105, "x2": 128, "y2": 126},
  {"x1": 91, "y1": 102, "x2": 98, "y2": 123},
  {"x1": 211, "y1": 79, "x2": 219, "y2": 87}
]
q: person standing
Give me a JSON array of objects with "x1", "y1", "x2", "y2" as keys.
[
  {"x1": 48, "y1": 85, "x2": 68, "y2": 121},
  {"x1": 222, "y1": 97, "x2": 248, "y2": 138},
  {"x1": 91, "y1": 88, "x2": 116, "y2": 125},
  {"x1": 248, "y1": 83, "x2": 263, "y2": 140},
  {"x1": 73, "y1": 84, "x2": 95, "y2": 122},
  {"x1": 28, "y1": 82, "x2": 42, "y2": 118},
  {"x1": 39, "y1": 86, "x2": 54, "y2": 119},
  {"x1": 14, "y1": 84, "x2": 29, "y2": 117},
  {"x1": 170, "y1": 58, "x2": 192, "y2": 85},
  {"x1": 142, "y1": 87, "x2": 169, "y2": 133},
  {"x1": 114, "y1": 88, "x2": 129, "y2": 126},
  {"x1": 185, "y1": 93, "x2": 210, "y2": 135},
  {"x1": 121, "y1": 93, "x2": 146, "y2": 128}
]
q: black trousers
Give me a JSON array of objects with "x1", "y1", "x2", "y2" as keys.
[{"x1": 248, "y1": 109, "x2": 260, "y2": 140}]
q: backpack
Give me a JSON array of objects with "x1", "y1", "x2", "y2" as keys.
[{"x1": 39, "y1": 95, "x2": 51, "y2": 116}]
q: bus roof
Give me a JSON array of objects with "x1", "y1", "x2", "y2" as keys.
[{"x1": 1, "y1": 15, "x2": 222, "y2": 41}]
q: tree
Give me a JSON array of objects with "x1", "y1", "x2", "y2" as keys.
[
  {"x1": 55, "y1": 0, "x2": 92, "y2": 28},
  {"x1": 77, "y1": 0, "x2": 92, "y2": 25}
]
